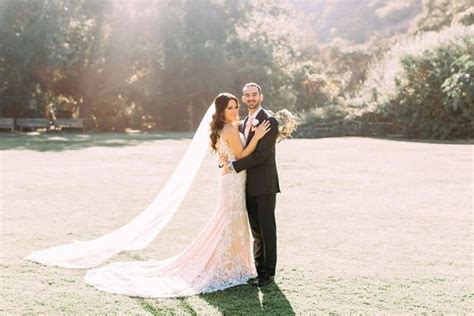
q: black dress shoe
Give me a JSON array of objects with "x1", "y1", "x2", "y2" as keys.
[
  {"x1": 253, "y1": 275, "x2": 274, "y2": 287},
  {"x1": 247, "y1": 276, "x2": 259, "y2": 285}
]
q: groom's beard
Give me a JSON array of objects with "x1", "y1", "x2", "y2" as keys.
[{"x1": 246, "y1": 99, "x2": 261, "y2": 110}]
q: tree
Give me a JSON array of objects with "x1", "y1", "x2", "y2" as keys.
[{"x1": 360, "y1": 25, "x2": 473, "y2": 139}]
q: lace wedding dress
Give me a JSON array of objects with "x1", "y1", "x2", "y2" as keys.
[{"x1": 84, "y1": 135, "x2": 256, "y2": 297}]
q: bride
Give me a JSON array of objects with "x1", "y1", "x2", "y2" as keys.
[{"x1": 84, "y1": 93, "x2": 270, "y2": 297}]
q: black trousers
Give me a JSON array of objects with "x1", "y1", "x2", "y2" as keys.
[{"x1": 246, "y1": 194, "x2": 277, "y2": 277}]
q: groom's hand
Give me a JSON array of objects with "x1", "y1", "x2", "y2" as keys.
[
  {"x1": 223, "y1": 163, "x2": 231, "y2": 173},
  {"x1": 218, "y1": 153, "x2": 228, "y2": 168}
]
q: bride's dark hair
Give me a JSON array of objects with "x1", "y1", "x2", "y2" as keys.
[{"x1": 210, "y1": 92, "x2": 239, "y2": 153}]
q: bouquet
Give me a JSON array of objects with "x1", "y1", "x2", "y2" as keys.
[{"x1": 267, "y1": 109, "x2": 298, "y2": 142}]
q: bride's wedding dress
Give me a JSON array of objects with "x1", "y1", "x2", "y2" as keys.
[
  {"x1": 84, "y1": 136, "x2": 256, "y2": 297},
  {"x1": 25, "y1": 104, "x2": 256, "y2": 297}
]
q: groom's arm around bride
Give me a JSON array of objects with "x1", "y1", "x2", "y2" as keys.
[
  {"x1": 234, "y1": 115, "x2": 279, "y2": 172},
  {"x1": 233, "y1": 109, "x2": 280, "y2": 197}
]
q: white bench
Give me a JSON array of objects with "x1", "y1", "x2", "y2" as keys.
[
  {"x1": 16, "y1": 118, "x2": 50, "y2": 132},
  {"x1": 54, "y1": 118, "x2": 84, "y2": 131},
  {"x1": 0, "y1": 118, "x2": 14, "y2": 131}
]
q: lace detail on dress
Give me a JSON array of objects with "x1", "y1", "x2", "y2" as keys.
[
  {"x1": 217, "y1": 136, "x2": 236, "y2": 160},
  {"x1": 84, "y1": 132, "x2": 256, "y2": 298}
]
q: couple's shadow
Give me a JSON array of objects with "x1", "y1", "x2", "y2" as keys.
[{"x1": 198, "y1": 282, "x2": 294, "y2": 315}]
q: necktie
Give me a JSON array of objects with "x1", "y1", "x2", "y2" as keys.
[{"x1": 244, "y1": 116, "x2": 252, "y2": 140}]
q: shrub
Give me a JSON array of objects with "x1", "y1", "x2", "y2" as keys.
[{"x1": 359, "y1": 25, "x2": 473, "y2": 139}]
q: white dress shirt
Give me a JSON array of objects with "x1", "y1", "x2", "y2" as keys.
[{"x1": 244, "y1": 106, "x2": 263, "y2": 140}]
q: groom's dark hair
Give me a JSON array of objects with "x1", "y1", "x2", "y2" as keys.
[{"x1": 243, "y1": 82, "x2": 262, "y2": 94}]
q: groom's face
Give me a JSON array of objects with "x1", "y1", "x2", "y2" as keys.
[{"x1": 242, "y1": 86, "x2": 263, "y2": 111}]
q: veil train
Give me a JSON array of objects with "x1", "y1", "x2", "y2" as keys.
[{"x1": 25, "y1": 104, "x2": 215, "y2": 269}]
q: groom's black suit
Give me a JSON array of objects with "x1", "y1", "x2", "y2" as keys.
[{"x1": 234, "y1": 108, "x2": 280, "y2": 277}]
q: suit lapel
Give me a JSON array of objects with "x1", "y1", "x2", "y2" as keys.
[
  {"x1": 245, "y1": 109, "x2": 267, "y2": 147},
  {"x1": 240, "y1": 117, "x2": 248, "y2": 134},
  {"x1": 246, "y1": 128, "x2": 254, "y2": 147}
]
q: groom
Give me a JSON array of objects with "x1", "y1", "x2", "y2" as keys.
[{"x1": 223, "y1": 82, "x2": 280, "y2": 287}]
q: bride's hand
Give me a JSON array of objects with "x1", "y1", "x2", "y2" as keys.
[
  {"x1": 253, "y1": 120, "x2": 270, "y2": 140},
  {"x1": 219, "y1": 153, "x2": 228, "y2": 166}
]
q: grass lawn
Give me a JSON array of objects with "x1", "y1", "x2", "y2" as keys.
[{"x1": 1, "y1": 133, "x2": 472, "y2": 314}]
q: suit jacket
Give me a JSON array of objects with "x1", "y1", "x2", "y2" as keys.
[{"x1": 234, "y1": 108, "x2": 281, "y2": 196}]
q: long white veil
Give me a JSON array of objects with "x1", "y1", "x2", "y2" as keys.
[{"x1": 25, "y1": 104, "x2": 215, "y2": 269}]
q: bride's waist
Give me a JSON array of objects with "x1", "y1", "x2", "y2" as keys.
[{"x1": 220, "y1": 170, "x2": 246, "y2": 178}]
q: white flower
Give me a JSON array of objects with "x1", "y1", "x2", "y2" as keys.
[
  {"x1": 251, "y1": 118, "x2": 259, "y2": 127},
  {"x1": 274, "y1": 109, "x2": 298, "y2": 142}
]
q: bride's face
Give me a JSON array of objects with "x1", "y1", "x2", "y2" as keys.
[{"x1": 223, "y1": 99, "x2": 240, "y2": 123}]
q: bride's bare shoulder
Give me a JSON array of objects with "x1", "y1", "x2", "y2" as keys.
[{"x1": 221, "y1": 123, "x2": 238, "y2": 137}]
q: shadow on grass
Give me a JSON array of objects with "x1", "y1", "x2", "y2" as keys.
[
  {"x1": 0, "y1": 132, "x2": 194, "y2": 152},
  {"x1": 200, "y1": 283, "x2": 295, "y2": 315},
  {"x1": 134, "y1": 283, "x2": 294, "y2": 315}
]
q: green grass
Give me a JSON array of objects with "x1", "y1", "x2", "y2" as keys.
[
  {"x1": 1, "y1": 136, "x2": 472, "y2": 314},
  {"x1": 0, "y1": 131, "x2": 194, "y2": 151},
  {"x1": 133, "y1": 283, "x2": 295, "y2": 315}
]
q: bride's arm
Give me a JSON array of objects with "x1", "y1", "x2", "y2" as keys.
[
  {"x1": 232, "y1": 117, "x2": 278, "y2": 173},
  {"x1": 223, "y1": 122, "x2": 270, "y2": 160}
]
